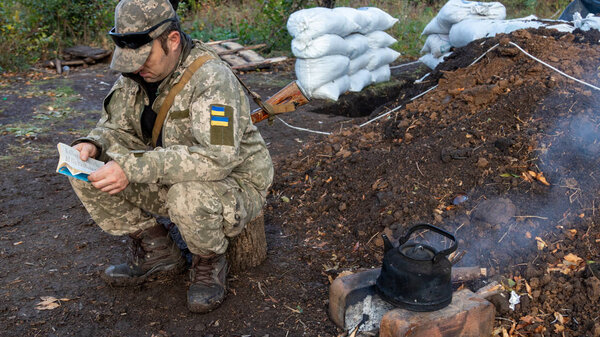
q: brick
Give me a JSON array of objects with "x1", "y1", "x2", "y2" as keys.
[
  {"x1": 379, "y1": 289, "x2": 495, "y2": 337},
  {"x1": 328, "y1": 268, "x2": 382, "y2": 329}
]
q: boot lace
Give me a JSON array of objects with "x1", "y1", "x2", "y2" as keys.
[
  {"x1": 128, "y1": 237, "x2": 146, "y2": 266},
  {"x1": 190, "y1": 256, "x2": 216, "y2": 286}
]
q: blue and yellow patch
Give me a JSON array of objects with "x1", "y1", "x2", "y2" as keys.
[
  {"x1": 211, "y1": 116, "x2": 229, "y2": 127},
  {"x1": 210, "y1": 104, "x2": 234, "y2": 146}
]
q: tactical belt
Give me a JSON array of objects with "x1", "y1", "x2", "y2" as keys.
[{"x1": 153, "y1": 53, "x2": 292, "y2": 146}]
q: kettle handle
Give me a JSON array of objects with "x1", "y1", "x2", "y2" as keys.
[{"x1": 398, "y1": 223, "x2": 457, "y2": 262}]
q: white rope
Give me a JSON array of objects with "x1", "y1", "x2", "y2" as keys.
[
  {"x1": 275, "y1": 117, "x2": 332, "y2": 135},
  {"x1": 414, "y1": 72, "x2": 431, "y2": 84},
  {"x1": 508, "y1": 41, "x2": 600, "y2": 92},
  {"x1": 469, "y1": 43, "x2": 499, "y2": 67},
  {"x1": 359, "y1": 104, "x2": 403, "y2": 128},
  {"x1": 410, "y1": 84, "x2": 438, "y2": 101},
  {"x1": 390, "y1": 60, "x2": 421, "y2": 69}
]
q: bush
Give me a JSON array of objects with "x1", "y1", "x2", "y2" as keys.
[{"x1": 0, "y1": 0, "x2": 115, "y2": 71}]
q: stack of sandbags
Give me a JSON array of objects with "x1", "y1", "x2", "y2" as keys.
[
  {"x1": 288, "y1": 7, "x2": 399, "y2": 100},
  {"x1": 419, "y1": 0, "x2": 506, "y2": 69}
]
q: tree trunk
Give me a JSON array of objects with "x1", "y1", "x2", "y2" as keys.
[{"x1": 226, "y1": 211, "x2": 267, "y2": 273}]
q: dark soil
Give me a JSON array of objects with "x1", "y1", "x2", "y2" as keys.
[{"x1": 1, "y1": 27, "x2": 600, "y2": 337}]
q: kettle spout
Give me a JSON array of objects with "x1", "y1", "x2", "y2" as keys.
[{"x1": 382, "y1": 234, "x2": 394, "y2": 253}]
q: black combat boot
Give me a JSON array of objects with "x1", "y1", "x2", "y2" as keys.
[
  {"x1": 187, "y1": 253, "x2": 228, "y2": 313},
  {"x1": 102, "y1": 224, "x2": 186, "y2": 286}
]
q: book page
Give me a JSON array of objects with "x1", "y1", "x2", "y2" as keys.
[{"x1": 57, "y1": 143, "x2": 104, "y2": 174}]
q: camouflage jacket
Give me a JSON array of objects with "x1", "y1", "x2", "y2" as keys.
[{"x1": 76, "y1": 40, "x2": 273, "y2": 193}]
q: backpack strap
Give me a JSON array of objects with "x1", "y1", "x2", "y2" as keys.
[{"x1": 152, "y1": 54, "x2": 214, "y2": 147}]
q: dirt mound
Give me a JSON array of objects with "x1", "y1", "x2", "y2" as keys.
[{"x1": 271, "y1": 28, "x2": 600, "y2": 335}]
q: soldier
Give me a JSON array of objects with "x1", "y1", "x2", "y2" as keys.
[{"x1": 68, "y1": 0, "x2": 273, "y2": 313}]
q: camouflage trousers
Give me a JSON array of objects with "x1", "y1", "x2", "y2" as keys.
[{"x1": 69, "y1": 177, "x2": 265, "y2": 255}]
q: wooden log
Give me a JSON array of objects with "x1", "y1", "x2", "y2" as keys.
[
  {"x1": 226, "y1": 211, "x2": 267, "y2": 273},
  {"x1": 55, "y1": 58, "x2": 62, "y2": 75},
  {"x1": 230, "y1": 56, "x2": 288, "y2": 72},
  {"x1": 221, "y1": 54, "x2": 248, "y2": 67},
  {"x1": 221, "y1": 41, "x2": 245, "y2": 50},
  {"x1": 217, "y1": 44, "x2": 266, "y2": 56},
  {"x1": 205, "y1": 38, "x2": 239, "y2": 45},
  {"x1": 238, "y1": 50, "x2": 265, "y2": 63}
]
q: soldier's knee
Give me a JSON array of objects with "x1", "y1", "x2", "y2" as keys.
[{"x1": 167, "y1": 182, "x2": 222, "y2": 218}]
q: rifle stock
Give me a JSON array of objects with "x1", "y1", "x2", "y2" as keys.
[{"x1": 250, "y1": 81, "x2": 310, "y2": 124}]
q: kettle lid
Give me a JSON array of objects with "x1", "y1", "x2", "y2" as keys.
[{"x1": 400, "y1": 243, "x2": 436, "y2": 261}]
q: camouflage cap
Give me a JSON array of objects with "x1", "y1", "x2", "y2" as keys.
[{"x1": 110, "y1": 0, "x2": 177, "y2": 73}]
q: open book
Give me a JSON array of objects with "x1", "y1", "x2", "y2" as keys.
[{"x1": 56, "y1": 143, "x2": 104, "y2": 182}]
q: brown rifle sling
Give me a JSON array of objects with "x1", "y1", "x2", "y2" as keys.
[{"x1": 152, "y1": 54, "x2": 214, "y2": 147}]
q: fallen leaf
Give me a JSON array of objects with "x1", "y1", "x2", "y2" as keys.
[
  {"x1": 522, "y1": 171, "x2": 534, "y2": 183},
  {"x1": 535, "y1": 237, "x2": 547, "y2": 250},
  {"x1": 35, "y1": 296, "x2": 70, "y2": 310},
  {"x1": 536, "y1": 173, "x2": 550, "y2": 185},
  {"x1": 564, "y1": 253, "x2": 583, "y2": 266}
]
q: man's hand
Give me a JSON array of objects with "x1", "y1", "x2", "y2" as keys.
[
  {"x1": 89, "y1": 161, "x2": 129, "y2": 195},
  {"x1": 73, "y1": 142, "x2": 98, "y2": 161}
]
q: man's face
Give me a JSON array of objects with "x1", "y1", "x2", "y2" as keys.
[{"x1": 135, "y1": 33, "x2": 180, "y2": 83}]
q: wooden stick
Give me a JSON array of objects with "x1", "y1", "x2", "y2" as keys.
[
  {"x1": 205, "y1": 38, "x2": 239, "y2": 45},
  {"x1": 451, "y1": 266, "x2": 487, "y2": 282},
  {"x1": 217, "y1": 43, "x2": 266, "y2": 56},
  {"x1": 231, "y1": 56, "x2": 288, "y2": 71}
]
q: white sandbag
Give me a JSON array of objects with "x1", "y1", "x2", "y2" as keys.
[
  {"x1": 573, "y1": 12, "x2": 600, "y2": 31},
  {"x1": 370, "y1": 65, "x2": 391, "y2": 84},
  {"x1": 365, "y1": 31, "x2": 397, "y2": 48},
  {"x1": 420, "y1": 34, "x2": 452, "y2": 58},
  {"x1": 291, "y1": 34, "x2": 350, "y2": 58},
  {"x1": 356, "y1": 7, "x2": 399, "y2": 34},
  {"x1": 365, "y1": 48, "x2": 401, "y2": 71},
  {"x1": 333, "y1": 7, "x2": 370, "y2": 33},
  {"x1": 546, "y1": 23, "x2": 575, "y2": 33},
  {"x1": 312, "y1": 75, "x2": 351, "y2": 101},
  {"x1": 344, "y1": 34, "x2": 371, "y2": 59},
  {"x1": 348, "y1": 53, "x2": 371, "y2": 75},
  {"x1": 422, "y1": 0, "x2": 506, "y2": 35},
  {"x1": 422, "y1": 17, "x2": 448, "y2": 36},
  {"x1": 449, "y1": 18, "x2": 544, "y2": 48},
  {"x1": 287, "y1": 7, "x2": 359, "y2": 40},
  {"x1": 349, "y1": 69, "x2": 373, "y2": 92},
  {"x1": 419, "y1": 52, "x2": 452, "y2": 70},
  {"x1": 295, "y1": 55, "x2": 350, "y2": 96}
]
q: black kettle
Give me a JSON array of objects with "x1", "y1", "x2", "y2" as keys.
[{"x1": 375, "y1": 223, "x2": 457, "y2": 312}]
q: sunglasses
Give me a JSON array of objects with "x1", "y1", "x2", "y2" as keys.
[{"x1": 109, "y1": 17, "x2": 176, "y2": 49}]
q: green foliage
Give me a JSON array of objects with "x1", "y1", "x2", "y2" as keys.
[
  {"x1": 1, "y1": 0, "x2": 115, "y2": 71},
  {"x1": 238, "y1": 0, "x2": 307, "y2": 51},
  {"x1": 189, "y1": 21, "x2": 238, "y2": 42},
  {"x1": 0, "y1": 0, "x2": 578, "y2": 72}
]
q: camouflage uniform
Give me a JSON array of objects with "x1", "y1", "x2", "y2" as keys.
[{"x1": 70, "y1": 39, "x2": 274, "y2": 255}]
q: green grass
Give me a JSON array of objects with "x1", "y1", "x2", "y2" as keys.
[{"x1": 34, "y1": 85, "x2": 81, "y2": 120}]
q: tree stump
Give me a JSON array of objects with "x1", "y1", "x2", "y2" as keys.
[{"x1": 226, "y1": 211, "x2": 267, "y2": 273}]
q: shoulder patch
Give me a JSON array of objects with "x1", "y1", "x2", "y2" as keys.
[{"x1": 210, "y1": 104, "x2": 234, "y2": 146}]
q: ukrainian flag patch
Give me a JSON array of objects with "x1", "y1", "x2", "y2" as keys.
[
  {"x1": 211, "y1": 115, "x2": 229, "y2": 127},
  {"x1": 210, "y1": 104, "x2": 234, "y2": 146},
  {"x1": 211, "y1": 105, "x2": 225, "y2": 116}
]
